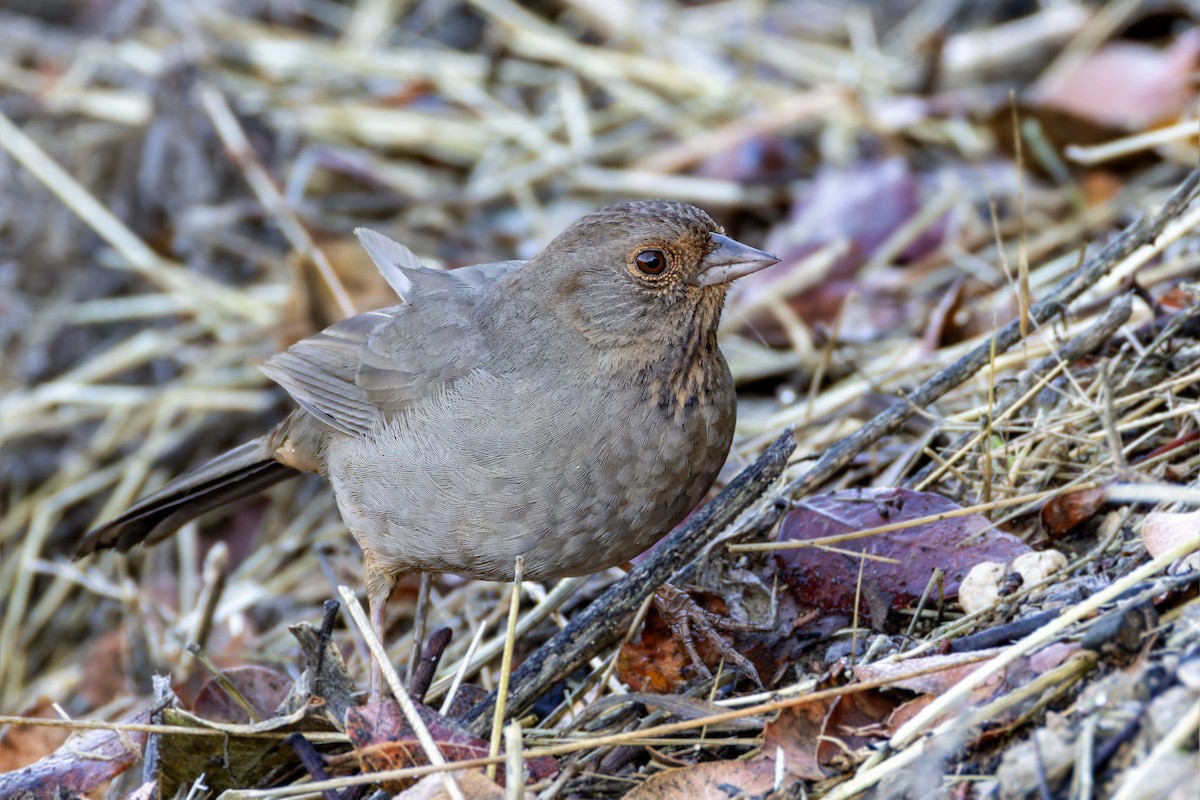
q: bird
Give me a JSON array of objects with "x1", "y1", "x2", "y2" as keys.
[{"x1": 77, "y1": 200, "x2": 779, "y2": 696}]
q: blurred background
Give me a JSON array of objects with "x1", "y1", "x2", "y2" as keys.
[{"x1": 1, "y1": 0, "x2": 1197, "y2": 767}]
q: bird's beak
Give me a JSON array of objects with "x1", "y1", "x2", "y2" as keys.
[{"x1": 690, "y1": 233, "x2": 779, "y2": 287}]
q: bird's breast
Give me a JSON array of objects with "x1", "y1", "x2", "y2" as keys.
[{"x1": 322, "y1": 358, "x2": 736, "y2": 583}]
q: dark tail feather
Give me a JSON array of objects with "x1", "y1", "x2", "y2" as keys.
[{"x1": 76, "y1": 436, "x2": 298, "y2": 558}]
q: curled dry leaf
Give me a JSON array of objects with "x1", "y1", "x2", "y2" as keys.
[{"x1": 777, "y1": 488, "x2": 1031, "y2": 623}]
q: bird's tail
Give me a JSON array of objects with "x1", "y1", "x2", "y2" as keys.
[{"x1": 76, "y1": 435, "x2": 297, "y2": 557}]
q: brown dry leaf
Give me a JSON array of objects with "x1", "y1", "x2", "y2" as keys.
[
  {"x1": 761, "y1": 698, "x2": 831, "y2": 781},
  {"x1": 623, "y1": 756, "x2": 776, "y2": 800},
  {"x1": 1142, "y1": 510, "x2": 1200, "y2": 559},
  {"x1": 1041, "y1": 487, "x2": 1107, "y2": 536},
  {"x1": 816, "y1": 690, "x2": 898, "y2": 769},
  {"x1": 777, "y1": 488, "x2": 1031, "y2": 624}
]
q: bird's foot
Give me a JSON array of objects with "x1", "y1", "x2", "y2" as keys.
[{"x1": 652, "y1": 582, "x2": 763, "y2": 688}]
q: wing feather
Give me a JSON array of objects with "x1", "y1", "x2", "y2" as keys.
[{"x1": 262, "y1": 239, "x2": 526, "y2": 434}]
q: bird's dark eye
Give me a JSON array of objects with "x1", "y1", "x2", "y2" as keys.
[{"x1": 634, "y1": 249, "x2": 668, "y2": 275}]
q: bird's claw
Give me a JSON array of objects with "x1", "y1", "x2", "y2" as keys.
[{"x1": 652, "y1": 582, "x2": 763, "y2": 689}]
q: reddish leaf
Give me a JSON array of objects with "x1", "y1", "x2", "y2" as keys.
[
  {"x1": 617, "y1": 592, "x2": 728, "y2": 693},
  {"x1": 1041, "y1": 488, "x2": 1106, "y2": 535},
  {"x1": 345, "y1": 700, "x2": 556, "y2": 791},
  {"x1": 777, "y1": 488, "x2": 1031, "y2": 624},
  {"x1": 616, "y1": 609, "x2": 689, "y2": 694},
  {"x1": 1029, "y1": 29, "x2": 1200, "y2": 130},
  {"x1": 192, "y1": 665, "x2": 293, "y2": 724}
]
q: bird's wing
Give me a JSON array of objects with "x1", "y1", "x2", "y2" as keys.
[
  {"x1": 261, "y1": 241, "x2": 525, "y2": 435},
  {"x1": 357, "y1": 260, "x2": 525, "y2": 415},
  {"x1": 261, "y1": 312, "x2": 387, "y2": 436}
]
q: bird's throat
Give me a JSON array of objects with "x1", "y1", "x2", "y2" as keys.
[{"x1": 652, "y1": 289, "x2": 728, "y2": 421}]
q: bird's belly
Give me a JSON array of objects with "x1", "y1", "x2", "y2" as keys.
[{"x1": 322, "y1": 373, "x2": 732, "y2": 583}]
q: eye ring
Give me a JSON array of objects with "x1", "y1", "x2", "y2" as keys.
[{"x1": 633, "y1": 249, "x2": 668, "y2": 276}]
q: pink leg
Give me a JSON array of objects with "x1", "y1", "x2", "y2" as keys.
[{"x1": 367, "y1": 586, "x2": 387, "y2": 704}]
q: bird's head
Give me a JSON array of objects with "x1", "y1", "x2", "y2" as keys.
[{"x1": 529, "y1": 200, "x2": 778, "y2": 348}]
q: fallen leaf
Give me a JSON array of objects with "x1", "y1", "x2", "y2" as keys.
[
  {"x1": 852, "y1": 650, "x2": 1006, "y2": 695},
  {"x1": 776, "y1": 488, "x2": 1031, "y2": 625},
  {"x1": 0, "y1": 699, "x2": 70, "y2": 773},
  {"x1": 346, "y1": 700, "x2": 557, "y2": 792},
  {"x1": 395, "y1": 769, "x2": 505, "y2": 800},
  {"x1": 0, "y1": 707, "x2": 152, "y2": 798},
  {"x1": 192, "y1": 665, "x2": 293, "y2": 724},
  {"x1": 1142, "y1": 510, "x2": 1200, "y2": 559},
  {"x1": 1041, "y1": 488, "x2": 1107, "y2": 535},
  {"x1": 1030, "y1": 30, "x2": 1200, "y2": 130},
  {"x1": 157, "y1": 698, "x2": 337, "y2": 795},
  {"x1": 761, "y1": 698, "x2": 830, "y2": 782},
  {"x1": 816, "y1": 690, "x2": 897, "y2": 769},
  {"x1": 623, "y1": 757, "x2": 776, "y2": 799},
  {"x1": 617, "y1": 593, "x2": 730, "y2": 693}
]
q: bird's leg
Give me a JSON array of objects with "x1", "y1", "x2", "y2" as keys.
[
  {"x1": 652, "y1": 582, "x2": 763, "y2": 688},
  {"x1": 364, "y1": 561, "x2": 397, "y2": 705},
  {"x1": 620, "y1": 563, "x2": 763, "y2": 688},
  {"x1": 367, "y1": 588, "x2": 386, "y2": 703}
]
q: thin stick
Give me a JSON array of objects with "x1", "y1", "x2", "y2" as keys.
[
  {"x1": 408, "y1": 572, "x2": 433, "y2": 688},
  {"x1": 488, "y1": 557, "x2": 524, "y2": 781},
  {"x1": 439, "y1": 620, "x2": 490, "y2": 716},
  {"x1": 505, "y1": 720, "x2": 525, "y2": 800},
  {"x1": 337, "y1": 585, "x2": 464, "y2": 800}
]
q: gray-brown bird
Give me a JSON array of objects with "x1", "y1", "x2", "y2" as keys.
[{"x1": 78, "y1": 200, "x2": 778, "y2": 694}]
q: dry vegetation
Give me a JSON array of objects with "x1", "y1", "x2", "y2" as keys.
[{"x1": 1, "y1": 1, "x2": 1198, "y2": 798}]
